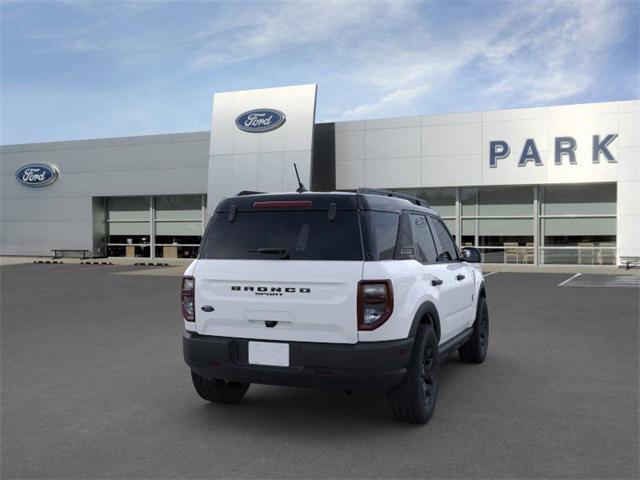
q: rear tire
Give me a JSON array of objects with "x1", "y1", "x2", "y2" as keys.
[
  {"x1": 387, "y1": 324, "x2": 439, "y2": 424},
  {"x1": 458, "y1": 296, "x2": 489, "y2": 363},
  {"x1": 190, "y1": 371, "x2": 250, "y2": 404}
]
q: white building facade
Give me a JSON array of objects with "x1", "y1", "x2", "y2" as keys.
[{"x1": 1, "y1": 84, "x2": 638, "y2": 266}]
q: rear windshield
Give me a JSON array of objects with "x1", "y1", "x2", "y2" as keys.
[{"x1": 200, "y1": 210, "x2": 364, "y2": 261}]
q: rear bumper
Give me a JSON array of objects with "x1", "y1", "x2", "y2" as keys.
[{"x1": 183, "y1": 331, "x2": 414, "y2": 393}]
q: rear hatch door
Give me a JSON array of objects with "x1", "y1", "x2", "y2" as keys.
[
  {"x1": 194, "y1": 260, "x2": 362, "y2": 343},
  {"x1": 194, "y1": 195, "x2": 363, "y2": 344}
]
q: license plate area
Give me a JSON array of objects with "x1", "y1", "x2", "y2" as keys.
[{"x1": 248, "y1": 341, "x2": 290, "y2": 367}]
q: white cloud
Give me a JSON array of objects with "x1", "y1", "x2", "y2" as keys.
[
  {"x1": 477, "y1": 0, "x2": 627, "y2": 105},
  {"x1": 187, "y1": 0, "x2": 412, "y2": 71},
  {"x1": 1, "y1": 0, "x2": 635, "y2": 143},
  {"x1": 342, "y1": 85, "x2": 429, "y2": 119},
  {"x1": 337, "y1": 0, "x2": 631, "y2": 118}
]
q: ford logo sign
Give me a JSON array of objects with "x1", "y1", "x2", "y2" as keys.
[
  {"x1": 235, "y1": 109, "x2": 286, "y2": 133},
  {"x1": 15, "y1": 163, "x2": 60, "y2": 187}
]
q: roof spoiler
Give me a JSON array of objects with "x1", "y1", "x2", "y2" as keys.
[
  {"x1": 236, "y1": 190, "x2": 265, "y2": 196},
  {"x1": 357, "y1": 188, "x2": 430, "y2": 208}
]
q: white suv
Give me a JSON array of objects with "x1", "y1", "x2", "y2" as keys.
[{"x1": 182, "y1": 189, "x2": 488, "y2": 423}]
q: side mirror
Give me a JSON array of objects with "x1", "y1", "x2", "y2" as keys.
[{"x1": 462, "y1": 247, "x2": 481, "y2": 263}]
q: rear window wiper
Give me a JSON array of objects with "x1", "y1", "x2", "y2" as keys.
[{"x1": 250, "y1": 247, "x2": 290, "y2": 259}]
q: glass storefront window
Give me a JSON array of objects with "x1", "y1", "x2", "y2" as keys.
[
  {"x1": 461, "y1": 186, "x2": 533, "y2": 217},
  {"x1": 478, "y1": 186, "x2": 533, "y2": 216},
  {"x1": 541, "y1": 218, "x2": 615, "y2": 265},
  {"x1": 421, "y1": 188, "x2": 455, "y2": 217},
  {"x1": 154, "y1": 244, "x2": 200, "y2": 259},
  {"x1": 107, "y1": 197, "x2": 151, "y2": 258},
  {"x1": 540, "y1": 184, "x2": 616, "y2": 265},
  {"x1": 108, "y1": 221, "x2": 150, "y2": 236},
  {"x1": 542, "y1": 184, "x2": 616, "y2": 215},
  {"x1": 107, "y1": 222, "x2": 152, "y2": 258},
  {"x1": 155, "y1": 195, "x2": 202, "y2": 220},
  {"x1": 542, "y1": 217, "x2": 616, "y2": 238},
  {"x1": 155, "y1": 221, "x2": 202, "y2": 237},
  {"x1": 460, "y1": 188, "x2": 477, "y2": 216},
  {"x1": 460, "y1": 187, "x2": 535, "y2": 263},
  {"x1": 477, "y1": 218, "x2": 533, "y2": 238},
  {"x1": 478, "y1": 219, "x2": 534, "y2": 264},
  {"x1": 461, "y1": 219, "x2": 475, "y2": 247},
  {"x1": 105, "y1": 194, "x2": 205, "y2": 259},
  {"x1": 541, "y1": 248, "x2": 616, "y2": 265},
  {"x1": 107, "y1": 197, "x2": 149, "y2": 221},
  {"x1": 441, "y1": 218, "x2": 454, "y2": 233}
]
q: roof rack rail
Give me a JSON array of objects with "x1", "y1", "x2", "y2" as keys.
[
  {"x1": 237, "y1": 190, "x2": 265, "y2": 196},
  {"x1": 357, "y1": 188, "x2": 430, "y2": 208}
]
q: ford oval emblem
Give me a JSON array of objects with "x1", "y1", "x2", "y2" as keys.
[
  {"x1": 15, "y1": 163, "x2": 60, "y2": 187},
  {"x1": 235, "y1": 109, "x2": 286, "y2": 133}
]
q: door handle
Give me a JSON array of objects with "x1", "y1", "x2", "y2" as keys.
[
  {"x1": 456, "y1": 274, "x2": 466, "y2": 281},
  {"x1": 431, "y1": 278, "x2": 443, "y2": 286}
]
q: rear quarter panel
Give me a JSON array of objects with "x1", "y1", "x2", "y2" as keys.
[{"x1": 359, "y1": 260, "x2": 438, "y2": 342}]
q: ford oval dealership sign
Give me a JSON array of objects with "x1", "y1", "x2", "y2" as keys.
[
  {"x1": 235, "y1": 109, "x2": 286, "y2": 132},
  {"x1": 15, "y1": 163, "x2": 60, "y2": 187}
]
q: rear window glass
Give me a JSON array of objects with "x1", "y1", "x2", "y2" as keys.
[
  {"x1": 362, "y1": 211, "x2": 399, "y2": 260},
  {"x1": 200, "y1": 211, "x2": 363, "y2": 261}
]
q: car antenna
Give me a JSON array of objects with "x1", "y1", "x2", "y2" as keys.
[{"x1": 294, "y1": 163, "x2": 308, "y2": 193}]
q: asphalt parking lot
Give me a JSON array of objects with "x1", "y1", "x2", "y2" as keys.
[{"x1": 1, "y1": 263, "x2": 638, "y2": 479}]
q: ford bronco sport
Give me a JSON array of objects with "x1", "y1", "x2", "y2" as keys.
[{"x1": 183, "y1": 189, "x2": 488, "y2": 423}]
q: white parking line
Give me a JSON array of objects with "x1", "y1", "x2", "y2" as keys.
[
  {"x1": 563, "y1": 275, "x2": 640, "y2": 288},
  {"x1": 558, "y1": 272, "x2": 581, "y2": 287},
  {"x1": 483, "y1": 271, "x2": 498, "y2": 277}
]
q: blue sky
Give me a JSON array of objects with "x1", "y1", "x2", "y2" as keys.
[{"x1": 1, "y1": 0, "x2": 638, "y2": 144}]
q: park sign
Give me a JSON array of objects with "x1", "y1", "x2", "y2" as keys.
[{"x1": 489, "y1": 134, "x2": 618, "y2": 167}]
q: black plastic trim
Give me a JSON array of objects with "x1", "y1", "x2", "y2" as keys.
[
  {"x1": 357, "y1": 188, "x2": 431, "y2": 208},
  {"x1": 184, "y1": 332, "x2": 414, "y2": 392},
  {"x1": 408, "y1": 301, "x2": 442, "y2": 341},
  {"x1": 437, "y1": 327, "x2": 473, "y2": 361}
]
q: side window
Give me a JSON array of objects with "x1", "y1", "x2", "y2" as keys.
[
  {"x1": 409, "y1": 214, "x2": 438, "y2": 263},
  {"x1": 428, "y1": 217, "x2": 458, "y2": 262},
  {"x1": 362, "y1": 211, "x2": 399, "y2": 260},
  {"x1": 394, "y1": 213, "x2": 415, "y2": 260}
]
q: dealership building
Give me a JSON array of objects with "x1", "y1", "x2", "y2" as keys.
[{"x1": 1, "y1": 84, "x2": 638, "y2": 266}]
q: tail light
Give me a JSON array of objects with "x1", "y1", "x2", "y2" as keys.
[
  {"x1": 357, "y1": 280, "x2": 393, "y2": 330},
  {"x1": 181, "y1": 276, "x2": 195, "y2": 322}
]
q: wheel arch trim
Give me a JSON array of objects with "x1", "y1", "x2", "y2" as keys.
[
  {"x1": 478, "y1": 280, "x2": 486, "y2": 298},
  {"x1": 408, "y1": 301, "x2": 442, "y2": 341}
]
